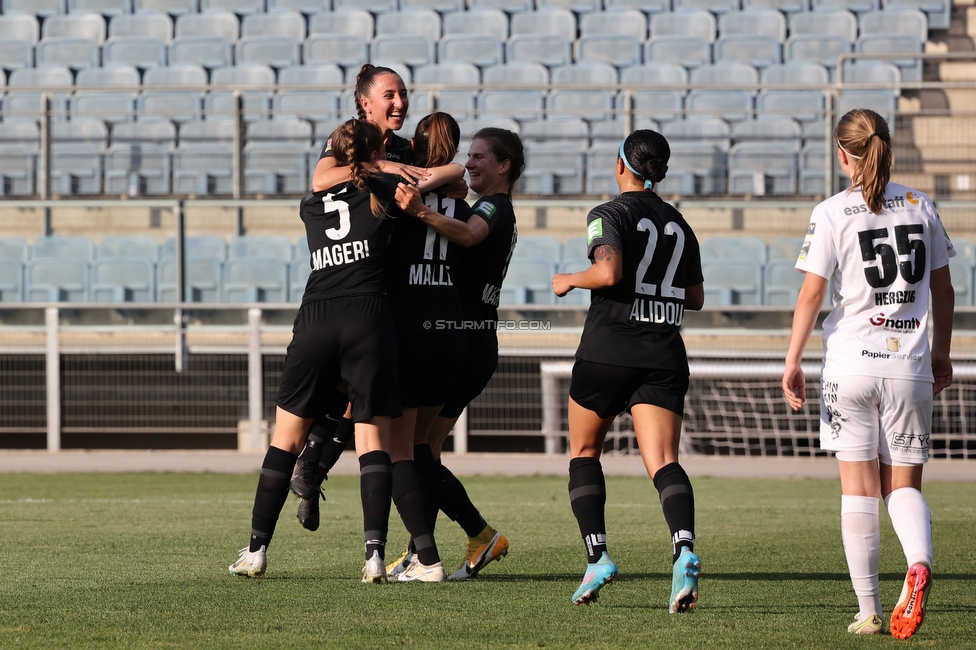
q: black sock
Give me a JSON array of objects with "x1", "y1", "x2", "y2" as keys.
[
  {"x1": 438, "y1": 462, "x2": 487, "y2": 538},
  {"x1": 249, "y1": 446, "x2": 297, "y2": 552},
  {"x1": 359, "y1": 450, "x2": 393, "y2": 561},
  {"x1": 413, "y1": 444, "x2": 441, "y2": 529},
  {"x1": 569, "y1": 456, "x2": 607, "y2": 564},
  {"x1": 297, "y1": 415, "x2": 339, "y2": 465},
  {"x1": 392, "y1": 460, "x2": 439, "y2": 566},
  {"x1": 653, "y1": 462, "x2": 696, "y2": 563},
  {"x1": 318, "y1": 417, "x2": 354, "y2": 476}
]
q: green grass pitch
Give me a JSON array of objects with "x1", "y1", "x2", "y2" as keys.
[{"x1": 1, "y1": 472, "x2": 974, "y2": 649}]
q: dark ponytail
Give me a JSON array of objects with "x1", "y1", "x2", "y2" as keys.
[
  {"x1": 620, "y1": 130, "x2": 670, "y2": 190},
  {"x1": 354, "y1": 63, "x2": 403, "y2": 122}
]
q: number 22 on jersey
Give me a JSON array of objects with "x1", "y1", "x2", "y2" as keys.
[{"x1": 635, "y1": 219, "x2": 686, "y2": 299}]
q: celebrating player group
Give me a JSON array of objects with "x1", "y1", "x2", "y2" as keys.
[{"x1": 227, "y1": 63, "x2": 951, "y2": 638}]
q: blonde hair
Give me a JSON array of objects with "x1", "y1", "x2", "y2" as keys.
[{"x1": 834, "y1": 109, "x2": 893, "y2": 215}]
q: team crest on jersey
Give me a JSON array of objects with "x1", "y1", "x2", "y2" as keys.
[
  {"x1": 587, "y1": 219, "x2": 603, "y2": 244},
  {"x1": 906, "y1": 191, "x2": 919, "y2": 205},
  {"x1": 476, "y1": 201, "x2": 497, "y2": 219}
]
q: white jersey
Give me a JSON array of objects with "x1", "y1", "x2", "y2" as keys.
[{"x1": 796, "y1": 182, "x2": 954, "y2": 382}]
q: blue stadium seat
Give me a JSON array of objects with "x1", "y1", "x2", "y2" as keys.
[
  {"x1": 562, "y1": 237, "x2": 587, "y2": 262},
  {"x1": 553, "y1": 61, "x2": 618, "y2": 85},
  {"x1": 50, "y1": 119, "x2": 108, "y2": 196},
  {"x1": 222, "y1": 258, "x2": 289, "y2": 303},
  {"x1": 309, "y1": 9, "x2": 373, "y2": 41},
  {"x1": 645, "y1": 36, "x2": 710, "y2": 69},
  {"x1": 520, "y1": 117, "x2": 588, "y2": 147},
  {"x1": 576, "y1": 35, "x2": 642, "y2": 69},
  {"x1": 951, "y1": 237, "x2": 976, "y2": 266},
  {"x1": 767, "y1": 236, "x2": 805, "y2": 262},
  {"x1": 718, "y1": 7, "x2": 786, "y2": 40},
  {"x1": 442, "y1": 8, "x2": 508, "y2": 40},
  {"x1": 104, "y1": 120, "x2": 175, "y2": 195},
  {"x1": 538, "y1": 0, "x2": 600, "y2": 11},
  {"x1": 855, "y1": 34, "x2": 922, "y2": 84},
  {"x1": 949, "y1": 258, "x2": 972, "y2": 306},
  {"x1": 789, "y1": 8, "x2": 857, "y2": 42},
  {"x1": 3, "y1": 0, "x2": 63, "y2": 15},
  {"x1": 413, "y1": 63, "x2": 479, "y2": 119},
  {"x1": 174, "y1": 11, "x2": 240, "y2": 41},
  {"x1": 584, "y1": 142, "x2": 619, "y2": 194},
  {"x1": 90, "y1": 257, "x2": 156, "y2": 302},
  {"x1": 763, "y1": 258, "x2": 804, "y2": 306},
  {"x1": 860, "y1": 8, "x2": 927, "y2": 42},
  {"x1": 662, "y1": 115, "x2": 731, "y2": 148},
  {"x1": 162, "y1": 235, "x2": 227, "y2": 261},
  {"x1": 69, "y1": 0, "x2": 128, "y2": 15},
  {"x1": 200, "y1": 0, "x2": 263, "y2": 14},
  {"x1": 499, "y1": 258, "x2": 556, "y2": 305},
  {"x1": 512, "y1": 235, "x2": 561, "y2": 263},
  {"x1": 757, "y1": 89, "x2": 825, "y2": 124},
  {"x1": 0, "y1": 260, "x2": 23, "y2": 302},
  {"x1": 35, "y1": 38, "x2": 100, "y2": 71},
  {"x1": 376, "y1": 9, "x2": 441, "y2": 41},
  {"x1": 32, "y1": 235, "x2": 92, "y2": 264},
  {"x1": 469, "y1": 0, "x2": 531, "y2": 10},
  {"x1": 172, "y1": 143, "x2": 235, "y2": 194},
  {"x1": 157, "y1": 257, "x2": 222, "y2": 302},
  {"x1": 0, "y1": 236, "x2": 30, "y2": 263},
  {"x1": 26, "y1": 259, "x2": 89, "y2": 302},
  {"x1": 798, "y1": 141, "x2": 847, "y2": 195},
  {"x1": 273, "y1": 69, "x2": 341, "y2": 129},
  {"x1": 520, "y1": 143, "x2": 584, "y2": 195},
  {"x1": 714, "y1": 35, "x2": 781, "y2": 69},
  {"x1": 436, "y1": 34, "x2": 503, "y2": 68},
  {"x1": 241, "y1": 11, "x2": 307, "y2": 40},
  {"x1": 479, "y1": 89, "x2": 544, "y2": 122},
  {"x1": 761, "y1": 61, "x2": 830, "y2": 85},
  {"x1": 236, "y1": 36, "x2": 301, "y2": 68},
  {"x1": 548, "y1": 89, "x2": 613, "y2": 122},
  {"x1": 168, "y1": 36, "x2": 233, "y2": 69},
  {"x1": 333, "y1": 0, "x2": 395, "y2": 11},
  {"x1": 109, "y1": 12, "x2": 173, "y2": 42},
  {"x1": 267, "y1": 0, "x2": 330, "y2": 11},
  {"x1": 686, "y1": 90, "x2": 753, "y2": 122},
  {"x1": 133, "y1": 0, "x2": 196, "y2": 14},
  {"x1": 304, "y1": 34, "x2": 369, "y2": 69},
  {"x1": 0, "y1": 39, "x2": 34, "y2": 72},
  {"x1": 206, "y1": 65, "x2": 276, "y2": 121},
  {"x1": 0, "y1": 15, "x2": 39, "y2": 46},
  {"x1": 742, "y1": 0, "x2": 805, "y2": 12},
  {"x1": 580, "y1": 9, "x2": 647, "y2": 40},
  {"x1": 841, "y1": 61, "x2": 901, "y2": 84},
  {"x1": 229, "y1": 235, "x2": 293, "y2": 261},
  {"x1": 0, "y1": 124, "x2": 38, "y2": 196},
  {"x1": 371, "y1": 34, "x2": 435, "y2": 67},
  {"x1": 657, "y1": 141, "x2": 728, "y2": 195},
  {"x1": 138, "y1": 65, "x2": 207, "y2": 123},
  {"x1": 700, "y1": 236, "x2": 767, "y2": 264},
  {"x1": 249, "y1": 116, "x2": 313, "y2": 143},
  {"x1": 400, "y1": 0, "x2": 464, "y2": 11},
  {"x1": 97, "y1": 235, "x2": 160, "y2": 262},
  {"x1": 510, "y1": 8, "x2": 576, "y2": 40},
  {"x1": 732, "y1": 116, "x2": 800, "y2": 151},
  {"x1": 785, "y1": 35, "x2": 851, "y2": 79},
  {"x1": 650, "y1": 8, "x2": 715, "y2": 42},
  {"x1": 728, "y1": 142, "x2": 797, "y2": 196},
  {"x1": 102, "y1": 37, "x2": 168, "y2": 69},
  {"x1": 290, "y1": 258, "x2": 310, "y2": 302},
  {"x1": 836, "y1": 89, "x2": 896, "y2": 132},
  {"x1": 244, "y1": 143, "x2": 307, "y2": 194},
  {"x1": 885, "y1": 0, "x2": 949, "y2": 31},
  {"x1": 702, "y1": 260, "x2": 763, "y2": 305},
  {"x1": 505, "y1": 34, "x2": 571, "y2": 67},
  {"x1": 41, "y1": 13, "x2": 106, "y2": 45},
  {"x1": 673, "y1": 0, "x2": 737, "y2": 11},
  {"x1": 812, "y1": 0, "x2": 878, "y2": 12}
]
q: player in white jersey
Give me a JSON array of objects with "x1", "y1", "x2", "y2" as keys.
[{"x1": 782, "y1": 109, "x2": 954, "y2": 639}]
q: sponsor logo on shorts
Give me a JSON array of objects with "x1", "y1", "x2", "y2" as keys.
[
  {"x1": 891, "y1": 431, "x2": 929, "y2": 454},
  {"x1": 587, "y1": 218, "x2": 603, "y2": 244}
]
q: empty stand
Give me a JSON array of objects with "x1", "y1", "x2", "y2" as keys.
[
  {"x1": 26, "y1": 259, "x2": 90, "y2": 302},
  {"x1": 500, "y1": 258, "x2": 556, "y2": 305},
  {"x1": 90, "y1": 257, "x2": 156, "y2": 302},
  {"x1": 702, "y1": 260, "x2": 763, "y2": 305}
]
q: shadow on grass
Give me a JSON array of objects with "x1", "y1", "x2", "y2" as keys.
[{"x1": 471, "y1": 572, "x2": 976, "y2": 583}]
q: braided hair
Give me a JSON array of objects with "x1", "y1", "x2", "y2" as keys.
[{"x1": 329, "y1": 119, "x2": 389, "y2": 219}]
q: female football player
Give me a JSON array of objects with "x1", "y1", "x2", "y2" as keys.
[
  {"x1": 551, "y1": 130, "x2": 705, "y2": 612},
  {"x1": 782, "y1": 109, "x2": 954, "y2": 638}
]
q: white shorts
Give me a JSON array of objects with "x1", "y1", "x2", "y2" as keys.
[{"x1": 819, "y1": 375, "x2": 932, "y2": 465}]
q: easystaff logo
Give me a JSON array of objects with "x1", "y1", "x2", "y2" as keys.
[
  {"x1": 868, "y1": 313, "x2": 920, "y2": 331},
  {"x1": 906, "y1": 191, "x2": 919, "y2": 205}
]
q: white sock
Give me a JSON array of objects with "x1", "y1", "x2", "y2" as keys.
[
  {"x1": 841, "y1": 495, "x2": 883, "y2": 618},
  {"x1": 884, "y1": 487, "x2": 933, "y2": 569}
]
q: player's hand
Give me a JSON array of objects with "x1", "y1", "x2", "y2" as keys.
[
  {"x1": 782, "y1": 362, "x2": 806, "y2": 411},
  {"x1": 551, "y1": 273, "x2": 573, "y2": 297},
  {"x1": 395, "y1": 182, "x2": 424, "y2": 216},
  {"x1": 441, "y1": 178, "x2": 469, "y2": 200},
  {"x1": 379, "y1": 161, "x2": 429, "y2": 184},
  {"x1": 932, "y1": 352, "x2": 952, "y2": 396}
]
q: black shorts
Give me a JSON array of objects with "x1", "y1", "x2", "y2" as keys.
[
  {"x1": 569, "y1": 359, "x2": 689, "y2": 418},
  {"x1": 397, "y1": 332, "x2": 466, "y2": 408},
  {"x1": 439, "y1": 344, "x2": 498, "y2": 419},
  {"x1": 277, "y1": 295, "x2": 401, "y2": 422}
]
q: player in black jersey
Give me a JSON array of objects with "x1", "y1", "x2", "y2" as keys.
[
  {"x1": 395, "y1": 127, "x2": 524, "y2": 580},
  {"x1": 550, "y1": 130, "x2": 705, "y2": 612},
  {"x1": 229, "y1": 119, "x2": 440, "y2": 585}
]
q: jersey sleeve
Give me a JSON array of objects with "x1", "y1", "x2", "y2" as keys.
[
  {"x1": 584, "y1": 203, "x2": 623, "y2": 260},
  {"x1": 922, "y1": 194, "x2": 954, "y2": 270},
  {"x1": 796, "y1": 204, "x2": 835, "y2": 280},
  {"x1": 470, "y1": 196, "x2": 504, "y2": 234},
  {"x1": 684, "y1": 228, "x2": 704, "y2": 286},
  {"x1": 318, "y1": 136, "x2": 334, "y2": 160}
]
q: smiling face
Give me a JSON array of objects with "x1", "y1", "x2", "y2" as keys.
[
  {"x1": 359, "y1": 72, "x2": 408, "y2": 137},
  {"x1": 465, "y1": 138, "x2": 510, "y2": 196}
]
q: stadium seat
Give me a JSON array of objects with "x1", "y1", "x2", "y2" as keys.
[
  {"x1": 479, "y1": 89, "x2": 544, "y2": 122},
  {"x1": 376, "y1": 9, "x2": 441, "y2": 41},
  {"x1": 304, "y1": 34, "x2": 369, "y2": 69},
  {"x1": 855, "y1": 34, "x2": 923, "y2": 84},
  {"x1": 789, "y1": 8, "x2": 858, "y2": 42},
  {"x1": 841, "y1": 61, "x2": 901, "y2": 84},
  {"x1": 576, "y1": 35, "x2": 642, "y2": 69},
  {"x1": 520, "y1": 117, "x2": 588, "y2": 147},
  {"x1": 656, "y1": 141, "x2": 728, "y2": 195},
  {"x1": 35, "y1": 38, "x2": 100, "y2": 71},
  {"x1": 90, "y1": 257, "x2": 156, "y2": 302},
  {"x1": 510, "y1": 8, "x2": 575, "y2": 41},
  {"x1": 267, "y1": 0, "x2": 332, "y2": 11},
  {"x1": 174, "y1": 11, "x2": 240, "y2": 41},
  {"x1": 951, "y1": 237, "x2": 976, "y2": 266},
  {"x1": 650, "y1": 8, "x2": 716, "y2": 42},
  {"x1": 168, "y1": 36, "x2": 233, "y2": 69},
  {"x1": 435, "y1": 34, "x2": 503, "y2": 68},
  {"x1": 499, "y1": 258, "x2": 556, "y2": 305},
  {"x1": 70, "y1": 0, "x2": 127, "y2": 16},
  {"x1": 673, "y1": 0, "x2": 737, "y2": 11},
  {"x1": 50, "y1": 120, "x2": 108, "y2": 196},
  {"x1": 584, "y1": 142, "x2": 619, "y2": 194},
  {"x1": 702, "y1": 260, "x2": 763, "y2": 305},
  {"x1": 229, "y1": 236, "x2": 293, "y2": 261},
  {"x1": 206, "y1": 65, "x2": 276, "y2": 122},
  {"x1": 686, "y1": 91, "x2": 753, "y2": 122},
  {"x1": 812, "y1": 0, "x2": 878, "y2": 12},
  {"x1": 333, "y1": 0, "x2": 395, "y2": 11},
  {"x1": 505, "y1": 34, "x2": 571, "y2": 68},
  {"x1": 0, "y1": 39, "x2": 34, "y2": 71},
  {"x1": 761, "y1": 61, "x2": 830, "y2": 86},
  {"x1": 767, "y1": 236, "x2": 805, "y2": 262},
  {"x1": 948, "y1": 258, "x2": 972, "y2": 306},
  {"x1": 757, "y1": 89, "x2": 825, "y2": 126},
  {"x1": 732, "y1": 116, "x2": 801, "y2": 151},
  {"x1": 662, "y1": 116, "x2": 731, "y2": 148},
  {"x1": 222, "y1": 258, "x2": 290, "y2": 303},
  {"x1": 236, "y1": 36, "x2": 302, "y2": 68},
  {"x1": 469, "y1": 0, "x2": 531, "y2": 10},
  {"x1": 241, "y1": 12, "x2": 307, "y2": 41},
  {"x1": 0, "y1": 124, "x2": 39, "y2": 196},
  {"x1": 580, "y1": 9, "x2": 647, "y2": 40},
  {"x1": 200, "y1": 0, "x2": 264, "y2": 14},
  {"x1": 700, "y1": 236, "x2": 767, "y2": 264},
  {"x1": 413, "y1": 63, "x2": 479, "y2": 119},
  {"x1": 138, "y1": 65, "x2": 208, "y2": 123},
  {"x1": 133, "y1": 0, "x2": 196, "y2": 14},
  {"x1": 290, "y1": 257, "x2": 310, "y2": 302},
  {"x1": 400, "y1": 0, "x2": 464, "y2": 11},
  {"x1": 836, "y1": 89, "x2": 896, "y2": 132},
  {"x1": 513, "y1": 236, "x2": 561, "y2": 263},
  {"x1": 645, "y1": 36, "x2": 710, "y2": 70},
  {"x1": 102, "y1": 37, "x2": 168, "y2": 70},
  {"x1": 172, "y1": 143, "x2": 235, "y2": 195},
  {"x1": 25, "y1": 259, "x2": 90, "y2": 302},
  {"x1": 248, "y1": 116, "x2": 313, "y2": 144},
  {"x1": 728, "y1": 142, "x2": 797, "y2": 196},
  {"x1": 370, "y1": 34, "x2": 435, "y2": 68},
  {"x1": 109, "y1": 12, "x2": 174, "y2": 43},
  {"x1": 548, "y1": 89, "x2": 614, "y2": 123},
  {"x1": 157, "y1": 257, "x2": 222, "y2": 302},
  {"x1": 742, "y1": 0, "x2": 805, "y2": 12},
  {"x1": 162, "y1": 235, "x2": 227, "y2": 261},
  {"x1": 104, "y1": 120, "x2": 175, "y2": 196},
  {"x1": 0, "y1": 14, "x2": 39, "y2": 46},
  {"x1": 0, "y1": 261, "x2": 23, "y2": 302},
  {"x1": 799, "y1": 141, "x2": 847, "y2": 195},
  {"x1": 41, "y1": 13, "x2": 106, "y2": 45},
  {"x1": 97, "y1": 235, "x2": 161, "y2": 262},
  {"x1": 538, "y1": 0, "x2": 600, "y2": 11},
  {"x1": 520, "y1": 142, "x2": 584, "y2": 195},
  {"x1": 860, "y1": 8, "x2": 927, "y2": 42},
  {"x1": 763, "y1": 258, "x2": 804, "y2": 306},
  {"x1": 785, "y1": 35, "x2": 851, "y2": 79},
  {"x1": 714, "y1": 36, "x2": 781, "y2": 69},
  {"x1": 244, "y1": 143, "x2": 307, "y2": 194},
  {"x1": 553, "y1": 61, "x2": 618, "y2": 86},
  {"x1": 308, "y1": 9, "x2": 373, "y2": 42},
  {"x1": 3, "y1": 0, "x2": 63, "y2": 17},
  {"x1": 442, "y1": 8, "x2": 508, "y2": 40},
  {"x1": 0, "y1": 237, "x2": 30, "y2": 263},
  {"x1": 718, "y1": 7, "x2": 786, "y2": 41},
  {"x1": 885, "y1": 0, "x2": 949, "y2": 31}
]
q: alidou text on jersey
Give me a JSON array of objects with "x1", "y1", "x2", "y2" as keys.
[{"x1": 629, "y1": 297, "x2": 685, "y2": 326}]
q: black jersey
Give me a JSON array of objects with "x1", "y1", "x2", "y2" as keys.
[
  {"x1": 452, "y1": 193, "x2": 518, "y2": 349},
  {"x1": 320, "y1": 132, "x2": 414, "y2": 164},
  {"x1": 575, "y1": 191, "x2": 703, "y2": 371},
  {"x1": 385, "y1": 192, "x2": 470, "y2": 336},
  {"x1": 298, "y1": 173, "x2": 402, "y2": 303}
]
